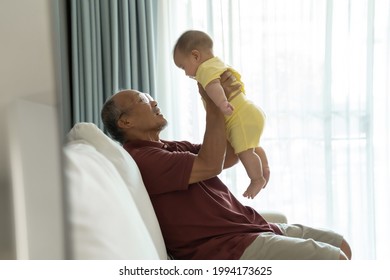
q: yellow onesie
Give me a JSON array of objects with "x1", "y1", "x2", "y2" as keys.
[{"x1": 196, "y1": 57, "x2": 266, "y2": 154}]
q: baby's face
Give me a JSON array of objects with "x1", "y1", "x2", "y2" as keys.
[{"x1": 174, "y1": 50, "x2": 198, "y2": 78}]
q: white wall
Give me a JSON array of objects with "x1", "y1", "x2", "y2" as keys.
[{"x1": 0, "y1": 0, "x2": 63, "y2": 259}]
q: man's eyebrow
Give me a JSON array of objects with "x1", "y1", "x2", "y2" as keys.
[
  {"x1": 136, "y1": 92, "x2": 151, "y2": 103},
  {"x1": 146, "y1": 93, "x2": 154, "y2": 101}
]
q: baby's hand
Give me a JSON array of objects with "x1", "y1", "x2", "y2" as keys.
[{"x1": 219, "y1": 100, "x2": 234, "y2": 116}]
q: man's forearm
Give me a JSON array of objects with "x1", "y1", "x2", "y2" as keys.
[
  {"x1": 200, "y1": 103, "x2": 226, "y2": 171},
  {"x1": 188, "y1": 95, "x2": 226, "y2": 183},
  {"x1": 223, "y1": 141, "x2": 239, "y2": 169}
]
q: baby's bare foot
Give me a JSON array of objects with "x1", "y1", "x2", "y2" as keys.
[{"x1": 243, "y1": 178, "x2": 266, "y2": 199}]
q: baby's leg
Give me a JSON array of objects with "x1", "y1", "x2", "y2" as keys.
[{"x1": 239, "y1": 148, "x2": 266, "y2": 199}]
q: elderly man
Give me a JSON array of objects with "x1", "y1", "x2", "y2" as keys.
[{"x1": 100, "y1": 72, "x2": 351, "y2": 260}]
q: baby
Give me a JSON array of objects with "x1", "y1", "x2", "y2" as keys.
[{"x1": 173, "y1": 30, "x2": 268, "y2": 199}]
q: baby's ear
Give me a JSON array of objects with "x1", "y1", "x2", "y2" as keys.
[{"x1": 191, "y1": 49, "x2": 201, "y2": 61}]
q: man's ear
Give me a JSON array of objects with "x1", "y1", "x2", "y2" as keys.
[{"x1": 117, "y1": 116, "x2": 133, "y2": 129}]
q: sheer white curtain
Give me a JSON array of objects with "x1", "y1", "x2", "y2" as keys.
[{"x1": 155, "y1": 0, "x2": 390, "y2": 260}]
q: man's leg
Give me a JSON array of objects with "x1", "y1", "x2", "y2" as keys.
[{"x1": 240, "y1": 224, "x2": 349, "y2": 260}]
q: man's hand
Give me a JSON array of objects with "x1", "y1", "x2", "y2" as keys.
[
  {"x1": 197, "y1": 82, "x2": 208, "y2": 100},
  {"x1": 220, "y1": 70, "x2": 241, "y2": 98}
]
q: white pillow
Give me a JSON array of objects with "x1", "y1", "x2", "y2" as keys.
[
  {"x1": 65, "y1": 123, "x2": 167, "y2": 259},
  {"x1": 64, "y1": 141, "x2": 159, "y2": 259}
]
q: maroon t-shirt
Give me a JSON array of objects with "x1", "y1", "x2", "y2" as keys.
[{"x1": 123, "y1": 139, "x2": 282, "y2": 259}]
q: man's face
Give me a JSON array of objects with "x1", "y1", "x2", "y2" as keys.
[{"x1": 118, "y1": 90, "x2": 168, "y2": 133}]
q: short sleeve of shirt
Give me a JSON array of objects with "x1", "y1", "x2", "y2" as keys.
[
  {"x1": 124, "y1": 140, "x2": 282, "y2": 260},
  {"x1": 124, "y1": 141, "x2": 198, "y2": 195},
  {"x1": 196, "y1": 57, "x2": 246, "y2": 93},
  {"x1": 196, "y1": 57, "x2": 227, "y2": 88}
]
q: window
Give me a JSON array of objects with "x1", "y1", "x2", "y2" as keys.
[{"x1": 155, "y1": 0, "x2": 390, "y2": 259}]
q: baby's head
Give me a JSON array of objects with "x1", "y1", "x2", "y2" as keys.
[{"x1": 173, "y1": 30, "x2": 214, "y2": 78}]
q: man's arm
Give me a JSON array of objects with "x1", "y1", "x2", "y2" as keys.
[
  {"x1": 188, "y1": 84, "x2": 226, "y2": 184},
  {"x1": 188, "y1": 70, "x2": 241, "y2": 184},
  {"x1": 224, "y1": 140, "x2": 239, "y2": 169}
]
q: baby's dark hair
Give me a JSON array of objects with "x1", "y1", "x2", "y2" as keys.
[{"x1": 173, "y1": 30, "x2": 213, "y2": 55}]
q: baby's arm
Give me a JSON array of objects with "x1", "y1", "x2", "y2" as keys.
[{"x1": 205, "y1": 79, "x2": 234, "y2": 115}]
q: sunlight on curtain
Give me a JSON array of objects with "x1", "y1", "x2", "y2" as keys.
[{"x1": 155, "y1": 0, "x2": 390, "y2": 260}]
